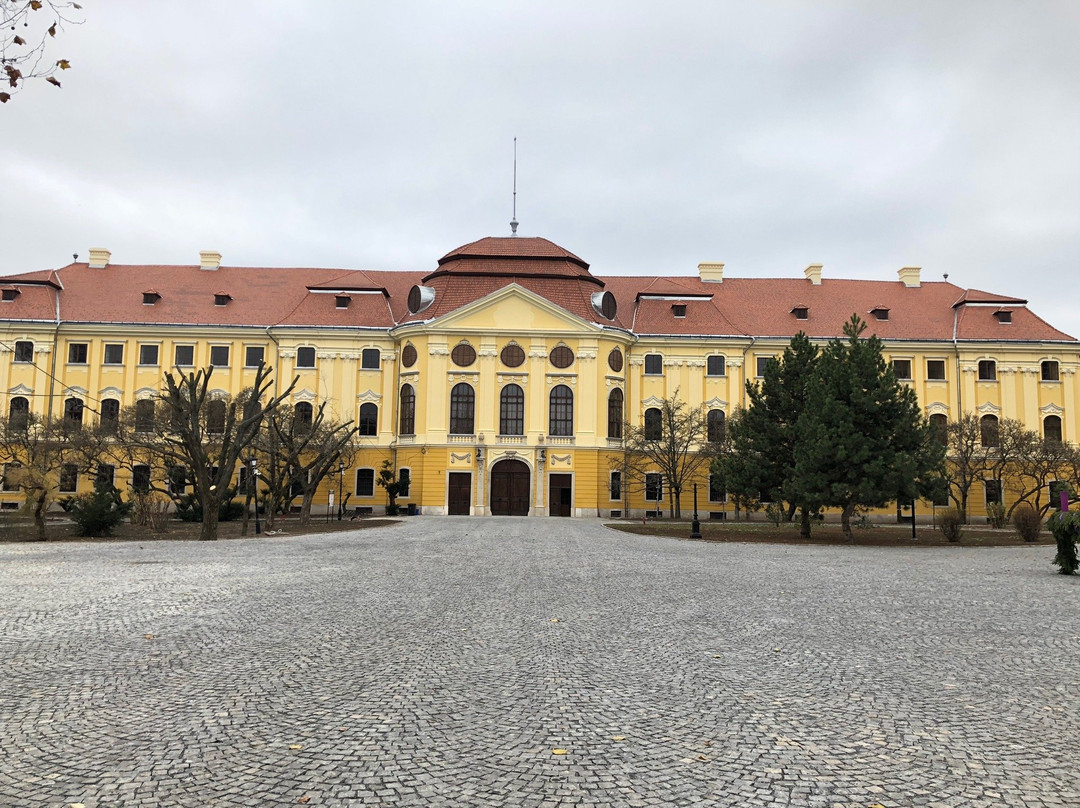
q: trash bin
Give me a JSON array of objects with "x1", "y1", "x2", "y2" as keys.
[{"x1": 407, "y1": 503, "x2": 417, "y2": 516}]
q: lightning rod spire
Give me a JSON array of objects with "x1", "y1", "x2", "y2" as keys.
[{"x1": 510, "y1": 137, "x2": 519, "y2": 236}]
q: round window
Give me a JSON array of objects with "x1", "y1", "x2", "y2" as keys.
[
  {"x1": 500, "y1": 344, "x2": 525, "y2": 368},
  {"x1": 550, "y1": 345, "x2": 574, "y2": 369},
  {"x1": 451, "y1": 343, "x2": 476, "y2": 367},
  {"x1": 401, "y1": 344, "x2": 417, "y2": 368},
  {"x1": 608, "y1": 348, "x2": 624, "y2": 373}
]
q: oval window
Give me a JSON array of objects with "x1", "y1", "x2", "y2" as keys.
[
  {"x1": 500, "y1": 344, "x2": 525, "y2": 368},
  {"x1": 550, "y1": 345, "x2": 574, "y2": 369},
  {"x1": 451, "y1": 343, "x2": 476, "y2": 367},
  {"x1": 608, "y1": 348, "x2": 624, "y2": 373},
  {"x1": 401, "y1": 344, "x2": 417, "y2": 368}
]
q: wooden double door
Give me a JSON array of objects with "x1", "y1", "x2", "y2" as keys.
[{"x1": 490, "y1": 459, "x2": 530, "y2": 516}]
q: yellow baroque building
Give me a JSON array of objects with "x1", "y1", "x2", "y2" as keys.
[{"x1": 1, "y1": 237, "x2": 1077, "y2": 519}]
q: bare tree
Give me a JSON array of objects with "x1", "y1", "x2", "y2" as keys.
[
  {"x1": 1010, "y1": 435, "x2": 1075, "y2": 516},
  {"x1": 1, "y1": 1, "x2": 83, "y2": 103},
  {"x1": 618, "y1": 391, "x2": 718, "y2": 518},
  {"x1": 259, "y1": 401, "x2": 360, "y2": 526},
  {"x1": 0, "y1": 413, "x2": 99, "y2": 539},
  {"x1": 944, "y1": 414, "x2": 988, "y2": 522},
  {"x1": 126, "y1": 365, "x2": 295, "y2": 541}
]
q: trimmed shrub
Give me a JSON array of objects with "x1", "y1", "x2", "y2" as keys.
[
  {"x1": 66, "y1": 484, "x2": 132, "y2": 537},
  {"x1": 1010, "y1": 503, "x2": 1042, "y2": 543},
  {"x1": 986, "y1": 501, "x2": 1007, "y2": 528},
  {"x1": 764, "y1": 503, "x2": 784, "y2": 527},
  {"x1": 937, "y1": 508, "x2": 964, "y2": 543},
  {"x1": 1049, "y1": 512, "x2": 1080, "y2": 575},
  {"x1": 173, "y1": 490, "x2": 244, "y2": 523}
]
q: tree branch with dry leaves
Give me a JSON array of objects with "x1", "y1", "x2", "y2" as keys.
[{"x1": 1, "y1": 0, "x2": 82, "y2": 103}]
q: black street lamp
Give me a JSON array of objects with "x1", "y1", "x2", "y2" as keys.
[
  {"x1": 337, "y1": 460, "x2": 345, "y2": 520},
  {"x1": 691, "y1": 483, "x2": 701, "y2": 539},
  {"x1": 250, "y1": 457, "x2": 261, "y2": 535}
]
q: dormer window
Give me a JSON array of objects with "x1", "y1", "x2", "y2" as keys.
[
  {"x1": 791, "y1": 305, "x2": 808, "y2": 320},
  {"x1": 672, "y1": 304, "x2": 686, "y2": 318},
  {"x1": 1, "y1": 287, "x2": 19, "y2": 302},
  {"x1": 870, "y1": 305, "x2": 890, "y2": 321},
  {"x1": 335, "y1": 294, "x2": 351, "y2": 309},
  {"x1": 994, "y1": 309, "x2": 1013, "y2": 323},
  {"x1": 214, "y1": 292, "x2": 232, "y2": 306},
  {"x1": 142, "y1": 290, "x2": 161, "y2": 305}
]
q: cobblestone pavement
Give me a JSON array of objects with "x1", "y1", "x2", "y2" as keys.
[{"x1": 1, "y1": 518, "x2": 1078, "y2": 808}]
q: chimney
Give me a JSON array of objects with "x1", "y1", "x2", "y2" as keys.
[
  {"x1": 87, "y1": 248, "x2": 111, "y2": 269},
  {"x1": 698, "y1": 262, "x2": 724, "y2": 284},
  {"x1": 898, "y1": 266, "x2": 921, "y2": 288},
  {"x1": 200, "y1": 251, "x2": 223, "y2": 270},
  {"x1": 804, "y1": 264, "x2": 823, "y2": 285}
]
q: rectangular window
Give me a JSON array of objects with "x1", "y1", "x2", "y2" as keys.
[
  {"x1": 132, "y1": 465, "x2": 151, "y2": 493},
  {"x1": 59, "y1": 463, "x2": 79, "y2": 494},
  {"x1": 892, "y1": 359, "x2": 912, "y2": 380},
  {"x1": 671, "y1": 304, "x2": 686, "y2": 318},
  {"x1": 355, "y1": 468, "x2": 375, "y2": 497},
  {"x1": 209, "y1": 346, "x2": 230, "y2": 367},
  {"x1": 103, "y1": 344, "x2": 124, "y2": 365},
  {"x1": 361, "y1": 348, "x2": 381, "y2": 369},
  {"x1": 978, "y1": 360, "x2": 996, "y2": 381},
  {"x1": 756, "y1": 356, "x2": 773, "y2": 378},
  {"x1": 296, "y1": 346, "x2": 316, "y2": 368},
  {"x1": 139, "y1": 344, "x2": 159, "y2": 366},
  {"x1": 1042, "y1": 361, "x2": 1060, "y2": 382},
  {"x1": 984, "y1": 479, "x2": 1002, "y2": 506},
  {"x1": 245, "y1": 346, "x2": 265, "y2": 368},
  {"x1": 926, "y1": 359, "x2": 946, "y2": 381},
  {"x1": 706, "y1": 355, "x2": 726, "y2": 377},
  {"x1": 709, "y1": 474, "x2": 725, "y2": 503},
  {"x1": 67, "y1": 343, "x2": 88, "y2": 364},
  {"x1": 14, "y1": 341, "x2": 33, "y2": 362},
  {"x1": 96, "y1": 464, "x2": 116, "y2": 489},
  {"x1": 644, "y1": 354, "x2": 663, "y2": 375},
  {"x1": 645, "y1": 472, "x2": 663, "y2": 502},
  {"x1": 609, "y1": 471, "x2": 621, "y2": 501},
  {"x1": 2, "y1": 463, "x2": 22, "y2": 491},
  {"x1": 168, "y1": 466, "x2": 187, "y2": 495},
  {"x1": 398, "y1": 468, "x2": 411, "y2": 498},
  {"x1": 174, "y1": 345, "x2": 194, "y2": 367}
]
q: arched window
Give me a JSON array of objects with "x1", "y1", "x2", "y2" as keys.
[
  {"x1": 608, "y1": 389, "x2": 623, "y2": 439},
  {"x1": 499, "y1": 384, "x2": 524, "y2": 436},
  {"x1": 549, "y1": 385, "x2": 573, "y2": 437},
  {"x1": 135, "y1": 399, "x2": 155, "y2": 433},
  {"x1": 64, "y1": 397, "x2": 84, "y2": 426},
  {"x1": 399, "y1": 384, "x2": 415, "y2": 435},
  {"x1": 8, "y1": 396, "x2": 29, "y2": 430},
  {"x1": 1044, "y1": 415, "x2": 1063, "y2": 443},
  {"x1": 980, "y1": 414, "x2": 999, "y2": 448},
  {"x1": 358, "y1": 402, "x2": 378, "y2": 436},
  {"x1": 929, "y1": 413, "x2": 948, "y2": 446},
  {"x1": 644, "y1": 407, "x2": 662, "y2": 440},
  {"x1": 99, "y1": 398, "x2": 120, "y2": 434},
  {"x1": 207, "y1": 399, "x2": 227, "y2": 434},
  {"x1": 707, "y1": 409, "x2": 726, "y2": 443},
  {"x1": 450, "y1": 383, "x2": 475, "y2": 435}
]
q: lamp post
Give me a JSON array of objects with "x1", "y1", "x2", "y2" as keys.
[
  {"x1": 337, "y1": 461, "x2": 345, "y2": 520},
  {"x1": 691, "y1": 483, "x2": 702, "y2": 539},
  {"x1": 250, "y1": 457, "x2": 261, "y2": 535}
]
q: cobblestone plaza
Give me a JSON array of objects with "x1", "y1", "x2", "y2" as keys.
[{"x1": 1, "y1": 519, "x2": 1077, "y2": 807}]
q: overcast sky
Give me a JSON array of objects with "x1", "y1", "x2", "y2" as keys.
[{"x1": 4, "y1": 1, "x2": 1079, "y2": 338}]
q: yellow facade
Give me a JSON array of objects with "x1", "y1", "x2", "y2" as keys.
[{"x1": 2, "y1": 240, "x2": 1079, "y2": 521}]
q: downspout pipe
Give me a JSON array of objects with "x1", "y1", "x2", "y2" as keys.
[
  {"x1": 740, "y1": 336, "x2": 757, "y2": 408},
  {"x1": 47, "y1": 285, "x2": 61, "y2": 422},
  {"x1": 952, "y1": 307, "x2": 962, "y2": 416}
]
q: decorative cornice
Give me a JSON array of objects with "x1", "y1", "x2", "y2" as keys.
[
  {"x1": 356, "y1": 389, "x2": 382, "y2": 403},
  {"x1": 63, "y1": 386, "x2": 88, "y2": 396},
  {"x1": 429, "y1": 346, "x2": 450, "y2": 356},
  {"x1": 1041, "y1": 402, "x2": 1065, "y2": 416},
  {"x1": 293, "y1": 388, "x2": 317, "y2": 402},
  {"x1": 450, "y1": 452, "x2": 472, "y2": 462},
  {"x1": 976, "y1": 401, "x2": 1001, "y2": 415},
  {"x1": 926, "y1": 401, "x2": 949, "y2": 416},
  {"x1": 703, "y1": 397, "x2": 728, "y2": 410},
  {"x1": 685, "y1": 359, "x2": 706, "y2": 368},
  {"x1": 8, "y1": 383, "x2": 33, "y2": 395},
  {"x1": 726, "y1": 359, "x2": 743, "y2": 368},
  {"x1": 279, "y1": 349, "x2": 296, "y2": 359},
  {"x1": 641, "y1": 395, "x2": 666, "y2": 407},
  {"x1": 98, "y1": 386, "x2": 124, "y2": 398},
  {"x1": 546, "y1": 375, "x2": 577, "y2": 386},
  {"x1": 135, "y1": 387, "x2": 157, "y2": 401},
  {"x1": 34, "y1": 345, "x2": 51, "y2": 354}
]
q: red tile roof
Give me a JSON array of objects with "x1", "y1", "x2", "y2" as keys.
[{"x1": 0, "y1": 239, "x2": 1074, "y2": 344}]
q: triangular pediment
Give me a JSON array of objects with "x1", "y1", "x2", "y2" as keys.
[{"x1": 398, "y1": 283, "x2": 600, "y2": 335}]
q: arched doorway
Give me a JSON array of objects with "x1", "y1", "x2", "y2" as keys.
[{"x1": 490, "y1": 459, "x2": 530, "y2": 516}]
